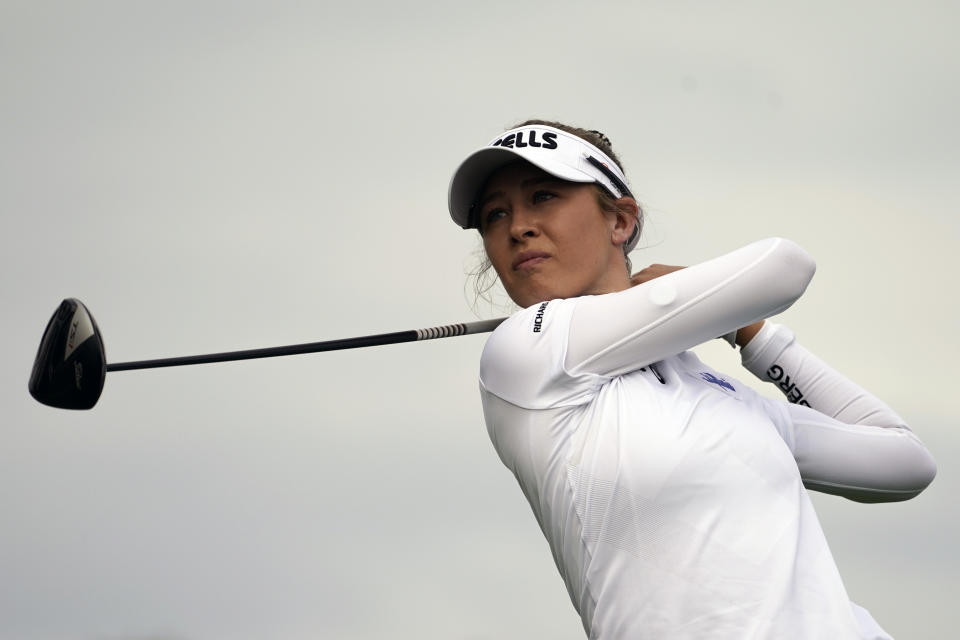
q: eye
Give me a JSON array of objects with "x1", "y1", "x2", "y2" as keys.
[
  {"x1": 483, "y1": 207, "x2": 507, "y2": 229},
  {"x1": 532, "y1": 190, "x2": 555, "y2": 204}
]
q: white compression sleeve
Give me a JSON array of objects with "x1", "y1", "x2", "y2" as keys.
[
  {"x1": 742, "y1": 322, "x2": 904, "y2": 427},
  {"x1": 742, "y1": 322, "x2": 937, "y2": 502},
  {"x1": 565, "y1": 238, "x2": 816, "y2": 377}
]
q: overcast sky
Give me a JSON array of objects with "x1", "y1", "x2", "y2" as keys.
[{"x1": 2, "y1": 1, "x2": 958, "y2": 638}]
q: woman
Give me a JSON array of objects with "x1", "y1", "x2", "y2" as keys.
[{"x1": 447, "y1": 121, "x2": 937, "y2": 639}]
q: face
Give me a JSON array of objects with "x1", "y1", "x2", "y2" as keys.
[{"x1": 479, "y1": 163, "x2": 634, "y2": 308}]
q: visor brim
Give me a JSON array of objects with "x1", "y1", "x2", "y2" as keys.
[{"x1": 447, "y1": 147, "x2": 596, "y2": 229}]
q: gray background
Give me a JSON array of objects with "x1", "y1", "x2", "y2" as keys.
[{"x1": 2, "y1": 1, "x2": 957, "y2": 638}]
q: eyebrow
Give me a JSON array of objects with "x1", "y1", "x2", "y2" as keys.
[{"x1": 477, "y1": 176, "x2": 565, "y2": 209}]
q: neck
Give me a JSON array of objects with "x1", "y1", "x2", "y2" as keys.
[{"x1": 585, "y1": 258, "x2": 632, "y2": 296}]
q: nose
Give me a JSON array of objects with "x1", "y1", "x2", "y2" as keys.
[{"x1": 509, "y1": 207, "x2": 539, "y2": 242}]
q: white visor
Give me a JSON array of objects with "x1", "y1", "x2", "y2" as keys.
[{"x1": 447, "y1": 124, "x2": 640, "y2": 253}]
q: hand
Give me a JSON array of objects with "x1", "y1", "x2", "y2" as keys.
[{"x1": 630, "y1": 263, "x2": 763, "y2": 347}]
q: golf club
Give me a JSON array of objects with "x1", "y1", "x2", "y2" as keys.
[{"x1": 29, "y1": 298, "x2": 506, "y2": 410}]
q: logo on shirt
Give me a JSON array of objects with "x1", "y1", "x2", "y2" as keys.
[
  {"x1": 532, "y1": 302, "x2": 548, "y2": 333},
  {"x1": 699, "y1": 372, "x2": 735, "y2": 392}
]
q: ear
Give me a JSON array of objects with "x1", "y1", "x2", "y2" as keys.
[{"x1": 609, "y1": 197, "x2": 640, "y2": 247}]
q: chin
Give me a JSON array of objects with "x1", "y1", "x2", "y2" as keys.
[
  {"x1": 508, "y1": 285, "x2": 559, "y2": 308},
  {"x1": 505, "y1": 271, "x2": 582, "y2": 308}
]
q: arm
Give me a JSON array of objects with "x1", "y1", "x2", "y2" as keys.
[
  {"x1": 630, "y1": 263, "x2": 765, "y2": 347},
  {"x1": 565, "y1": 237, "x2": 816, "y2": 377},
  {"x1": 743, "y1": 322, "x2": 937, "y2": 502}
]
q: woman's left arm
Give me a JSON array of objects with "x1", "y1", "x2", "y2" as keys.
[{"x1": 743, "y1": 322, "x2": 937, "y2": 502}]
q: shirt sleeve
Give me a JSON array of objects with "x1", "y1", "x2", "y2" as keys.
[
  {"x1": 479, "y1": 237, "x2": 816, "y2": 409},
  {"x1": 741, "y1": 322, "x2": 937, "y2": 502},
  {"x1": 564, "y1": 237, "x2": 816, "y2": 377}
]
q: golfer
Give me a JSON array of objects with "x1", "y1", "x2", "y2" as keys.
[{"x1": 447, "y1": 121, "x2": 936, "y2": 639}]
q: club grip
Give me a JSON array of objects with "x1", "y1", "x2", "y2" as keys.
[{"x1": 415, "y1": 318, "x2": 506, "y2": 341}]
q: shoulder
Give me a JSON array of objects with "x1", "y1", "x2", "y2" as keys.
[
  {"x1": 479, "y1": 298, "x2": 600, "y2": 408},
  {"x1": 480, "y1": 299, "x2": 571, "y2": 377}
]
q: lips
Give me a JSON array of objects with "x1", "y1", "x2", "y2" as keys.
[{"x1": 512, "y1": 251, "x2": 551, "y2": 271}]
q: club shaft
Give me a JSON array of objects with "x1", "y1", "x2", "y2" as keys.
[{"x1": 105, "y1": 318, "x2": 506, "y2": 372}]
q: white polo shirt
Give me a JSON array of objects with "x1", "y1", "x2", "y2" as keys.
[{"x1": 478, "y1": 238, "x2": 935, "y2": 639}]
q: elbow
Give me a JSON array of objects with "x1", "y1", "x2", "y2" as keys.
[
  {"x1": 905, "y1": 448, "x2": 938, "y2": 498},
  {"x1": 894, "y1": 431, "x2": 939, "y2": 500},
  {"x1": 744, "y1": 238, "x2": 817, "y2": 319},
  {"x1": 768, "y1": 237, "x2": 817, "y2": 302},
  {"x1": 850, "y1": 447, "x2": 938, "y2": 504}
]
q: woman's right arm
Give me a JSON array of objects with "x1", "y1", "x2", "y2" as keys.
[{"x1": 565, "y1": 237, "x2": 816, "y2": 377}]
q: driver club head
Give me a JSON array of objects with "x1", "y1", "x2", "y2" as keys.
[{"x1": 29, "y1": 298, "x2": 107, "y2": 410}]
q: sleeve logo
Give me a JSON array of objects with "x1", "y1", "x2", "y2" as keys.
[
  {"x1": 766, "y1": 364, "x2": 810, "y2": 406},
  {"x1": 532, "y1": 302, "x2": 548, "y2": 333}
]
